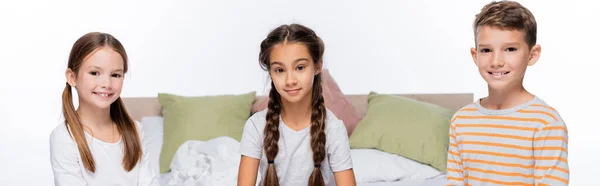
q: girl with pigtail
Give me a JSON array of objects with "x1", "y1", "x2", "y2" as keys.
[
  {"x1": 49, "y1": 32, "x2": 158, "y2": 185},
  {"x1": 237, "y1": 24, "x2": 356, "y2": 186}
]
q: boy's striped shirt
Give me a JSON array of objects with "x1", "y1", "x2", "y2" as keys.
[{"x1": 446, "y1": 96, "x2": 569, "y2": 186}]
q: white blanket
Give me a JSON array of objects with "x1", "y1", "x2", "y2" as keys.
[{"x1": 164, "y1": 137, "x2": 241, "y2": 186}]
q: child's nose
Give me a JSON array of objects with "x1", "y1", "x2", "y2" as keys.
[
  {"x1": 491, "y1": 52, "x2": 505, "y2": 68},
  {"x1": 100, "y1": 76, "x2": 111, "y2": 88},
  {"x1": 285, "y1": 72, "x2": 298, "y2": 86}
]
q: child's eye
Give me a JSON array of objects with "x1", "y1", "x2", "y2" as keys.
[
  {"x1": 112, "y1": 73, "x2": 122, "y2": 78},
  {"x1": 506, "y1": 47, "x2": 517, "y2": 52},
  {"x1": 296, "y1": 65, "x2": 305, "y2": 71},
  {"x1": 480, "y1": 48, "x2": 491, "y2": 53},
  {"x1": 274, "y1": 68, "x2": 284, "y2": 73},
  {"x1": 90, "y1": 71, "x2": 99, "y2": 76}
]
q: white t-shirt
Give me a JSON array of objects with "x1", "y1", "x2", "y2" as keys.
[
  {"x1": 49, "y1": 121, "x2": 159, "y2": 186},
  {"x1": 240, "y1": 109, "x2": 353, "y2": 186}
]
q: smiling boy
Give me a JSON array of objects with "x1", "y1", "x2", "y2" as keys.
[{"x1": 446, "y1": 1, "x2": 569, "y2": 185}]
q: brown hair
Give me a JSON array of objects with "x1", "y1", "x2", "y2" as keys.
[
  {"x1": 473, "y1": 0, "x2": 537, "y2": 48},
  {"x1": 258, "y1": 24, "x2": 327, "y2": 186},
  {"x1": 62, "y1": 32, "x2": 141, "y2": 173}
]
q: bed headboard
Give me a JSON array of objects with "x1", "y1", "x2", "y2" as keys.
[{"x1": 122, "y1": 93, "x2": 473, "y2": 121}]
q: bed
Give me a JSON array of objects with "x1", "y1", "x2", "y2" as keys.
[{"x1": 123, "y1": 93, "x2": 473, "y2": 186}]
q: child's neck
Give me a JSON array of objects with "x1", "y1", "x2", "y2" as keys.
[
  {"x1": 484, "y1": 85, "x2": 534, "y2": 110},
  {"x1": 77, "y1": 102, "x2": 114, "y2": 131},
  {"x1": 281, "y1": 94, "x2": 313, "y2": 130}
]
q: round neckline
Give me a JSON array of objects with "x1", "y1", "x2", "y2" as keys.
[
  {"x1": 84, "y1": 130, "x2": 122, "y2": 145},
  {"x1": 476, "y1": 95, "x2": 539, "y2": 115},
  {"x1": 279, "y1": 117, "x2": 311, "y2": 134}
]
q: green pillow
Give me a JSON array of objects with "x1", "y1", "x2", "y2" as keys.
[
  {"x1": 349, "y1": 92, "x2": 454, "y2": 171},
  {"x1": 157, "y1": 92, "x2": 256, "y2": 173}
]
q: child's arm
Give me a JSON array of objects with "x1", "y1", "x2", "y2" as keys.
[
  {"x1": 533, "y1": 121, "x2": 569, "y2": 185},
  {"x1": 334, "y1": 169, "x2": 357, "y2": 186},
  {"x1": 238, "y1": 118, "x2": 262, "y2": 186},
  {"x1": 49, "y1": 127, "x2": 87, "y2": 185},
  {"x1": 446, "y1": 121, "x2": 464, "y2": 186},
  {"x1": 238, "y1": 155, "x2": 260, "y2": 186},
  {"x1": 329, "y1": 120, "x2": 356, "y2": 186},
  {"x1": 136, "y1": 122, "x2": 160, "y2": 186}
]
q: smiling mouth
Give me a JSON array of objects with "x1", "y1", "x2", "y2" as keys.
[
  {"x1": 488, "y1": 71, "x2": 510, "y2": 76},
  {"x1": 285, "y1": 88, "x2": 301, "y2": 92},
  {"x1": 93, "y1": 92, "x2": 114, "y2": 97}
]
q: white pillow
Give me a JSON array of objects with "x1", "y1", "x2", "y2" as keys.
[
  {"x1": 352, "y1": 149, "x2": 410, "y2": 183},
  {"x1": 140, "y1": 116, "x2": 164, "y2": 175},
  {"x1": 351, "y1": 149, "x2": 442, "y2": 183}
]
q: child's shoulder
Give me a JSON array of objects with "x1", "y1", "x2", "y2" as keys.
[
  {"x1": 246, "y1": 109, "x2": 269, "y2": 129},
  {"x1": 325, "y1": 108, "x2": 345, "y2": 132},
  {"x1": 452, "y1": 101, "x2": 478, "y2": 117},
  {"x1": 249, "y1": 109, "x2": 268, "y2": 119},
  {"x1": 49, "y1": 123, "x2": 76, "y2": 145},
  {"x1": 133, "y1": 120, "x2": 145, "y2": 138},
  {"x1": 524, "y1": 96, "x2": 565, "y2": 124}
]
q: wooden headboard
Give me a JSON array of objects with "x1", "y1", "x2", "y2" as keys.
[{"x1": 123, "y1": 93, "x2": 474, "y2": 121}]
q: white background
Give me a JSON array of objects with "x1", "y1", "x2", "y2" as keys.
[{"x1": 1, "y1": 0, "x2": 598, "y2": 185}]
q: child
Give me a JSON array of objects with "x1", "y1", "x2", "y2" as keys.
[
  {"x1": 447, "y1": 1, "x2": 569, "y2": 185},
  {"x1": 50, "y1": 32, "x2": 158, "y2": 185},
  {"x1": 237, "y1": 24, "x2": 356, "y2": 186}
]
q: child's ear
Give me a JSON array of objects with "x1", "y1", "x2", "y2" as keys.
[
  {"x1": 315, "y1": 61, "x2": 323, "y2": 75},
  {"x1": 470, "y1": 47, "x2": 477, "y2": 65},
  {"x1": 65, "y1": 68, "x2": 76, "y2": 87},
  {"x1": 528, "y1": 44, "x2": 542, "y2": 66}
]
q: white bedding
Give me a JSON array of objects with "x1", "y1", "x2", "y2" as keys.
[
  {"x1": 162, "y1": 137, "x2": 241, "y2": 186},
  {"x1": 159, "y1": 174, "x2": 446, "y2": 186},
  {"x1": 140, "y1": 116, "x2": 164, "y2": 175},
  {"x1": 351, "y1": 149, "x2": 442, "y2": 182},
  {"x1": 140, "y1": 116, "x2": 447, "y2": 186},
  {"x1": 357, "y1": 176, "x2": 446, "y2": 186}
]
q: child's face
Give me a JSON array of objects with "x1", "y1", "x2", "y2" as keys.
[
  {"x1": 67, "y1": 47, "x2": 125, "y2": 110},
  {"x1": 471, "y1": 26, "x2": 541, "y2": 92},
  {"x1": 269, "y1": 42, "x2": 321, "y2": 105}
]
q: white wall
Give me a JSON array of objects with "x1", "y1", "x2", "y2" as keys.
[{"x1": 1, "y1": 0, "x2": 597, "y2": 185}]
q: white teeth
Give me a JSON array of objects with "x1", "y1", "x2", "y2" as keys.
[
  {"x1": 490, "y1": 72, "x2": 509, "y2": 76},
  {"x1": 95, "y1": 93, "x2": 110, "y2": 97}
]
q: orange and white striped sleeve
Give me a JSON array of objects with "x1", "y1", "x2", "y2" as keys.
[
  {"x1": 446, "y1": 118, "x2": 464, "y2": 186},
  {"x1": 533, "y1": 121, "x2": 569, "y2": 185}
]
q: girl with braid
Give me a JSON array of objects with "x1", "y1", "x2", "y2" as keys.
[{"x1": 237, "y1": 24, "x2": 356, "y2": 186}]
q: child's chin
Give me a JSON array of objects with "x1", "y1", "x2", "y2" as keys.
[
  {"x1": 281, "y1": 95, "x2": 304, "y2": 104},
  {"x1": 94, "y1": 104, "x2": 113, "y2": 109},
  {"x1": 487, "y1": 82, "x2": 511, "y2": 91},
  {"x1": 283, "y1": 97, "x2": 301, "y2": 103},
  {"x1": 92, "y1": 100, "x2": 116, "y2": 109}
]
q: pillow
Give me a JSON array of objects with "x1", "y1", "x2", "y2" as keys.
[
  {"x1": 351, "y1": 149, "x2": 442, "y2": 183},
  {"x1": 140, "y1": 116, "x2": 164, "y2": 175},
  {"x1": 349, "y1": 92, "x2": 453, "y2": 171},
  {"x1": 250, "y1": 69, "x2": 362, "y2": 136},
  {"x1": 157, "y1": 92, "x2": 255, "y2": 173},
  {"x1": 352, "y1": 149, "x2": 410, "y2": 183}
]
